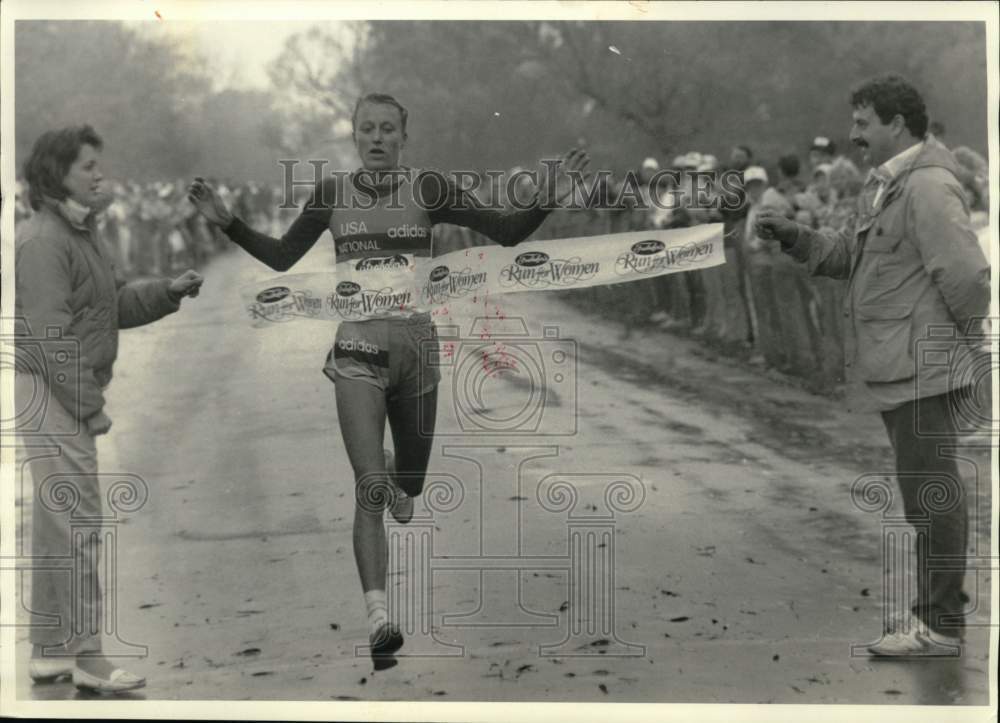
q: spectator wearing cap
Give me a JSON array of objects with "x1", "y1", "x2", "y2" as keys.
[
  {"x1": 635, "y1": 157, "x2": 661, "y2": 228},
  {"x1": 743, "y1": 166, "x2": 774, "y2": 252},
  {"x1": 722, "y1": 145, "x2": 754, "y2": 243},
  {"x1": 639, "y1": 156, "x2": 660, "y2": 180},
  {"x1": 809, "y1": 136, "x2": 837, "y2": 172},
  {"x1": 619, "y1": 156, "x2": 670, "y2": 337},
  {"x1": 740, "y1": 165, "x2": 786, "y2": 364},
  {"x1": 716, "y1": 144, "x2": 757, "y2": 346},
  {"x1": 647, "y1": 152, "x2": 708, "y2": 334},
  {"x1": 690, "y1": 155, "x2": 722, "y2": 226},
  {"x1": 664, "y1": 152, "x2": 703, "y2": 229},
  {"x1": 693, "y1": 153, "x2": 748, "y2": 346},
  {"x1": 675, "y1": 152, "x2": 711, "y2": 333}
]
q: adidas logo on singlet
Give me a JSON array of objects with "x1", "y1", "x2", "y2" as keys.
[
  {"x1": 338, "y1": 339, "x2": 381, "y2": 355},
  {"x1": 387, "y1": 224, "x2": 428, "y2": 239}
]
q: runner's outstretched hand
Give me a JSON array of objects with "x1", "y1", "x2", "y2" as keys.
[
  {"x1": 187, "y1": 177, "x2": 234, "y2": 227},
  {"x1": 538, "y1": 148, "x2": 592, "y2": 208}
]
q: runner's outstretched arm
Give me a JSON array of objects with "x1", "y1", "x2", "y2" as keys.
[
  {"x1": 188, "y1": 177, "x2": 334, "y2": 271},
  {"x1": 426, "y1": 148, "x2": 591, "y2": 246}
]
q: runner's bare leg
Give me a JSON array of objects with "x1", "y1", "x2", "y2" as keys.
[
  {"x1": 387, "y1": 387, "x2": 438, "y2": 498},
  {"x1": 335, "y1": 379, "x2": 389, "y2": 594}
]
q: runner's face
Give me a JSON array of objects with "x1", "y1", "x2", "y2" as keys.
[
  {"x1": 63, "y1": 144, "x2": 103, "y2": 208},
  {"x1": 354, "y1": 102, "x2": 406, "y2": 171}
]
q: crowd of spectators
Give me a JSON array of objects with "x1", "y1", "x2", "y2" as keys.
[{"x1": 12, "y1": 178, "x2": 288, "y2": 277}]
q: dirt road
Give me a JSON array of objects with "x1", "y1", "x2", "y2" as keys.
[{"x1": 12, "y1": 242, "x2": 993, "y2": 706}]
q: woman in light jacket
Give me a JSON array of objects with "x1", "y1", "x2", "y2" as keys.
[{"x1": 14, "y1": 125, "x2": 203, "y2": 693}]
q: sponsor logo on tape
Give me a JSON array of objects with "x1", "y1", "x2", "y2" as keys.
[
  {"x1": 256, "y1": 286, "x2": 291, "y2": 304},
  {"x1": 336, "y1": 281, "x2": 361, "y2": 297},
  {"x1": 355, "y1": 254, "x2": 409, "y2": 272},
  {"x1": 248, "y1": 290, "x2": 323, "y2": 322},
  {"x1": 515, "y1": 251, "x2": 550, "y2": 268},
  {"x1": 631, "y1": 239, "x2": 665, "y2": 255},
  {"x1": 615, "y1": 240, "x2": 714, "y2": 275},
  {"x1": 500, "y1": 254, "x2": 600, "y2": 289},
  {"x1": 422, "y1": 264, "x2": 488, "y2": 302},
  {"x1": 327, "y1": 287, "x2": 414, "y2": 320}
]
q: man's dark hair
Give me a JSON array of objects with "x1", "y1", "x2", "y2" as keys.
[
  {"x1": 734, "y1": 144, "x2": 753, "y2": 158},
  {"x1": 352, "y1": 93, "x2": 409, "y2": 134},
  {"x1": 850, "y1": 73, "x2": 929, "y2": 139},
  {"x1": 23, "y1": 124, "x2": 103, "y2": 211},
  {"x1": 778, "y1": 154, "x2": 800, "y2": 179}
]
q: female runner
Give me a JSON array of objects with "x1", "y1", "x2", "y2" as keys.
[{"x1": 188, "y1": 93, "x2": 588, "y2": 662}]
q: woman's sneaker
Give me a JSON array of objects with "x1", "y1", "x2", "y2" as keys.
[
  {"x1": 384, "y1": 449, "x2": 413, "y2": 524},
  {"x1": 72, "y1": 666, "x2": 146, "y2": 693},
  {"x1": 369, "y1": 621, "x2": 404, "y2": 670},
  {"x1": 28, "y1": 657, "x2": 74, "y2": 683}
]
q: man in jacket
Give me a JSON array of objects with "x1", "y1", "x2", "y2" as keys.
[{"x1": 756, "y1": 74, "x2": 990, "y2": 657}]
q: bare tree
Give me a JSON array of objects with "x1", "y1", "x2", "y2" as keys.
[{"x1": 265, "y1": 22, "x2": 372, "y2": 157}]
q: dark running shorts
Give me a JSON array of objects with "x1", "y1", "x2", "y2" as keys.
[{"x1": 323, "y1": 313, "x2": 441, "y2": 399}]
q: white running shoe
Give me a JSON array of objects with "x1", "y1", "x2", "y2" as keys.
[
  {"x1": 868, "y1": 614, "x2": 962, "y2": 658},
  {"x1": 384, "y1": 448, "x2": 413, "y2": 524}
]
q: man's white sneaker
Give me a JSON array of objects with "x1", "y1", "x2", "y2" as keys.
[
  {"x1": 868, "y1": 623, "x2": 962, "y2": 658},
  {"x1": 384, "y1": 448, "x2": 413, "y2": 524}
]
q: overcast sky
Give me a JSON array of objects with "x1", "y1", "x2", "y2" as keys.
[{"x1": 129, "y1": 20, "x2": 324, "y2": 90}]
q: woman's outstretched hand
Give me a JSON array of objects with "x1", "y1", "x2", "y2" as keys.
[
  {"x1": 538, "y1": 148, "x2": 592, "y2": 208},
  {"x1": 187, "y1": 177, "x2": 234, "y2": 227},
  {"x1": 169, "y1": 269, "x2": 205, "y2": 300}
]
